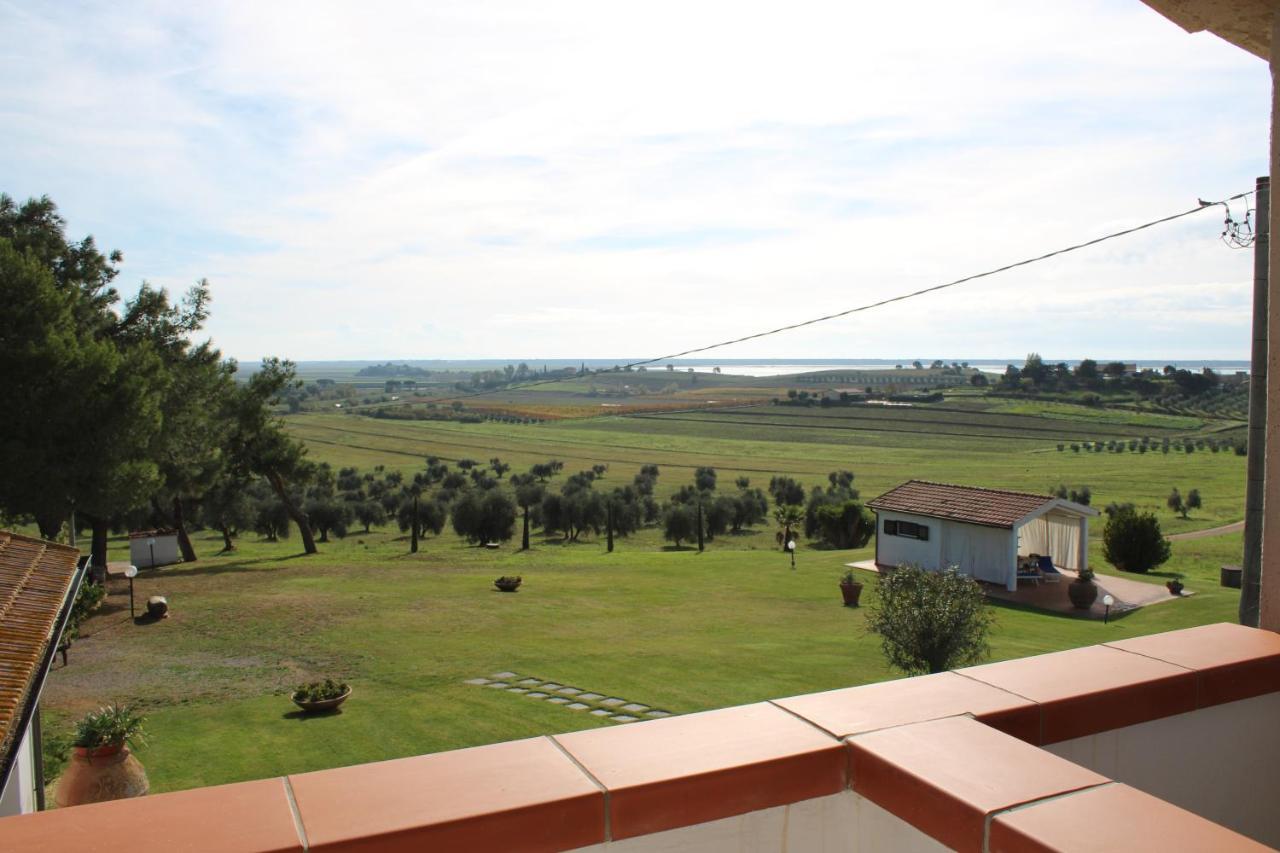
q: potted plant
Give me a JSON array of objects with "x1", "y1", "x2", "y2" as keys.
[
  {"x1": 1068, "y1": 566, "x2": 1099, "y2": 610},
  {"x1": 1167, "y1": 576, "x2": 1185, "y2": 596},
  {"x1": 292, "y1": 678, "x2": 352, "y2": 713},
  {"x1": 54, "y1": 704, "x2": 149, "y2": 807},
  {"x1": 494, "y1": 575, "x2": 522, "y2": 592},
  {"x1": 839, "y1": 570, "x2": 864, "y2": 607}
]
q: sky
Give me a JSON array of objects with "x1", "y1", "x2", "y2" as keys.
[{"x1": 1, "y1": 1, "x2": 1271, "y2": 363}]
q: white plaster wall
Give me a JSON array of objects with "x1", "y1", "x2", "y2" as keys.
[
  {"x1": 129, "y1": 534, "x2": 180, "y2": 568},
  {"x1": 1046, "y1": 691, "x2": 1280, "y2": 848},
  {"x1": 876, "y1": 512, "x2": 942, "y2": 571},
  {"x1": 569, "y1": 791, "x2": 948, "y2": 853},
  {"x1": 0, "y1": 727, "x2": 37, "y2": 817}
]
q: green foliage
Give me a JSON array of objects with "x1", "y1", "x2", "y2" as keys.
[
  {"x1": 73, "y1": 703, "x2": 146, "y2": 749},
  {"x1": 866, "y1": 565, "x2": 993, "y2": 675},
  {"x1": 65, "y1": 580, "x2": 106, "y2": 640},
  {"x1": 811, "y1": 500, "x2": 875, "y2": 549},
  {"x1": 41, "y1": 729, "x2": 74, "y2": 786},
  {"x1": 450, "y1": 490, "x2": 517, "y2": 544},
  {"x1": 662, "y1": 504, "x2": 697, "y2": 547},
  {"x1": 1103, "y1": 508, "x2": 1171, "y2": 574},
  {"x1": 292, "y1": 679, "x2": 349, "y2": 703}
]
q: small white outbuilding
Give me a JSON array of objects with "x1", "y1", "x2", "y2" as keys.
[
  {"x1": 128, "y1": 529, "x2": 181, "y2": 568},
  {"x1": 868, "y1": 480, "x2": 1099, "y2": 591}
]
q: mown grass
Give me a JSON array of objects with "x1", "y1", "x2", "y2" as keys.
[{"x1": 45, "y1": 521, "x2": 1242, "y2": 794}]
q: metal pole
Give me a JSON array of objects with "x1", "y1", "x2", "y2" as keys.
[
  {"x1": 1242, "y1": 175, "x2": 1269, "y2": 627},
  {"x1": 129, "y1": 576, "x2": 135, "y2": 620}
]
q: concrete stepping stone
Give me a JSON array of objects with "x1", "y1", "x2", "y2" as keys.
[
  {"x1": 612, "y1": 715, "x2": 639, "y2": 723},
  {"x1": 599, "y1": 698, "x2": 627, "y2": 708},
  {"x1": 566, "y1": 702, "x2": 589, "y2": 710},
  {"x1": 526, "y1": 691, "x2": 549, "y2": 699},
  {"x1": 507, "y1": 688, "x2": 528, "y2": 694},
  {"x1": 547, "y1": 697, "x2": 571, "y2": 705},
  {"x1": 621, "y1": 703, "x2": 648, "y2": 713},
  {"x1": 577, "y1": 693, "x2": 604, "y2": 702},
  {"x1": 463, "y1": 678, "x2": 491, "y2": 685},
  {"x1": 540, "y1": 683, "x2": 563, "y2": 691},
  {"x1": 486, "y1": 682, "x2": 510, "y2": 689},
  {"x1": 645, "y1": 710, "x2": 671, "y2": 718},
  {"x1": 518, "y1": 678, "x2": 542, "y2": 686},
  {"x1": 557, "y1": 687, "x2": 582, "y2": 696},
  {"x1": 491, "y1": 671, "x2": 518, "y2": 679},
  {"x1": 590, "y1": 709, "x2": 613, "y2": 717}
]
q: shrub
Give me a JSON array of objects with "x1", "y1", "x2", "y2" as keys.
[
  {"x1": 866, "y1": 565, "x2": 993, "y2": 675},
  {"x1": 1102, "y1": 508, "x2": 1171, "y2": 574},
  {"x1": 66, "y1": 581, "x2": 106, "y2": 640},
  {"x1": 293, "y1": 678, "x2": 349, "y2": 703},
  {"x1": 73, "y1": 704, "x2": 146, "y2": 750}
]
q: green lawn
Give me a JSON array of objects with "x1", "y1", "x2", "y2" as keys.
[{"x1": 45, "y1": 521, "x2": 1243, "y2": 794}]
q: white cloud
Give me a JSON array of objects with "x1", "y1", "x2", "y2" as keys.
[{"x1": 0, "y1": 0, "x2": 1267, "y2": 361}]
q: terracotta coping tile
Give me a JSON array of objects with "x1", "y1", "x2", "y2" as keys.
[
  {"x1": 553, "y1": 702, "x2": 846, "y2": 840},
  {"x1": 848, "y1": 716, "x2": 1108, "y2": 853},
  {"x1": 957, "y1": 644, "x2": 1197, "y2": 743},
  {"x1": 288, "y1": 736, "x2": 603, "y2": 853},
  {"x1": 0, "y1": 778, "x2": 302, "y2": 853},
  {"x1": 989, "y1": 782, "x2": 1273, "y2": 852},
  {"x1": 1106, "y1": 622, "x2": 1280, "y2": 708},
  {"x1": 774, "y1": 671, "x2": 1040, "y2": 743}
]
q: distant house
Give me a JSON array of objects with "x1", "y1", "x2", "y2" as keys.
[
  {"x1": 868, "y1": 480, "x2": 1098, "y2": 591},
  {"x1": 0, "y1": 532, "x2": 85, "y2": 816}
]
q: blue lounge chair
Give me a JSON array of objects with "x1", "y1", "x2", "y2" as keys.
[{"x1": 1038, "y1": 555, "x2": 1063, "y2": 583}]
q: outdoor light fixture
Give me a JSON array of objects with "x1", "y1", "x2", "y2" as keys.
[
  {"x1": 787, "y1": 538, "x2": 796, "y2": 570},
  {"x1": 124, "y1": 564, "x2": 139, "y2": 620},
  {"x1": 146, "y1": 536, "x2": 157, "y2": 569},
  {"x1": 1102, "y1": 593, "x2": 1115, "y2": 624}
]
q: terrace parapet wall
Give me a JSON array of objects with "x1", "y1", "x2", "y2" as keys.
[{"x1": 1, "y1": 622, "x2": 1277, "y2": 852}]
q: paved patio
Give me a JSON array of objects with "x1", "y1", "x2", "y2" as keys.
[{"x1": 846, "y1": 561, "x2": 1192, "y2": 619}]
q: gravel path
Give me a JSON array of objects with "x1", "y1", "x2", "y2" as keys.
[{"x1": 1167, "y1": 521, "x2": 1244, "y2": 541}]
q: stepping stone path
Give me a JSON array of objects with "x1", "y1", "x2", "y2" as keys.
[{"x1": 464, "y1": 672, "x2": 675, "y2": 724}]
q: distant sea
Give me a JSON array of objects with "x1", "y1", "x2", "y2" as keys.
[{"x1": 286, "y1": 357, "x2": 1253, "y2": 378}]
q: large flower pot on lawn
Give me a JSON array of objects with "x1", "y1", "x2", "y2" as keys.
[
  {"x1": 54, "y1": 744, "x2": 149, "y2": 808},
  {"x1": 1068, "y1": 580, "x2": 1098, "y2": 610},
  {"x1": 840, "y1": 581, "x2": 864, "y2": 607}
]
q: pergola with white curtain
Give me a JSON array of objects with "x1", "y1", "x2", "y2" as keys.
[{"x1": 869, "y1": 480, "x2": 1100, "y2": 591}]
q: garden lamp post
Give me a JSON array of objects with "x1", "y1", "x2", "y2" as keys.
[
  {"x1": 1102, "y1": 593, "x2": 1115, "y2": 624},
  {"x1": 787, "y1": 538, "x2": 796, "y2": 570},
  {"x1": 125, "y1": 564, "x2": 138, "y2": 620}
]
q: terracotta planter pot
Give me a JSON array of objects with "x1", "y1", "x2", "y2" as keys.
[
  {"x1": 1067, "y1": 579, "x2": 1098, "y2": 610},
  {"x1": 1167, "y1": 580, "x2": 1184, "y2": 596},
  {"x1": 494, "y1": 578, "x2": 522, "y2": 592},
  {"x1": 840, "y1": 581, "x2": 863, "y2": 607},
  {"x1": 54, "y1": 744, "x2": 149, "y2": 808}
]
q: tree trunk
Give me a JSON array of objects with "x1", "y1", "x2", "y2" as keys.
[
  {"x1": 87, "y1": 515, "x2": 109, "y2": 580},
  {"x1": 266, "y1": 471, "x2": 317, "y2": 554},
  {"x1": 35, "y1": 512, "x2": 65, "y2": 542},
  {"x1": 219, "y1": 525, "x2": 235, "y2": 552},
  {"x1": 607, "y1": 504, "x2": 614, "y2": 553},
  {"x1": 172, "y1": 496, "x2": 198, "y2": 562},
  {"x1": 697, "y1": 503, "x2": 704, "y2": 552},
  {"x1": 410, "y1": 496, "x2": 419, "y2": 553},
  {"x1": 521, "y1": 507, "x2": 530, "y2": 550}
]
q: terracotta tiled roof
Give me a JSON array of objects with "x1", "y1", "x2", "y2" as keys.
[
  {"x1": 0, "y1": 531, "x2": 81, "y2": 782},
  {"x1": 868, "y1": 480, "x2": 1053, "y2": 528}
]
